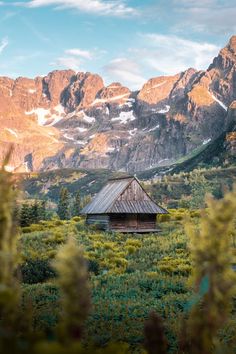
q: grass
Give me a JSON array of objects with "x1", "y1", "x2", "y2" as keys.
[{"x1": 20, "y1": 213, "x2": 193, "y2": 351}]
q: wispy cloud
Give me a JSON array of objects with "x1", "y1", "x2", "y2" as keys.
[
  {"x1": 53, "y1": 47, "x2": 105, "y2": 71},
  {"x1": 103, "y1": 57, "x2": 146, "y2": 89},
  {"x1": 137, "y1": 34, "x2": 220, "y2": 75},
  {"x1": 0, "y1": 37, "x2": 8, "y2": 54},
  {"x1": 52, "y1": 56, "x2": 82, "y2": 71},
  {"x1": 19, "y1": 0, "x2": 138, "y2": 17},
  {"x1": 65, "y1": 48, "x2": 93, "y2": 59},
  {"x1": 172, "y1": 0, "x2": 236, "y2": 35}
]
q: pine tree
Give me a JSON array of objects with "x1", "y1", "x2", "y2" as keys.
[
  {"x1": 72, "y1": 191, "x2": 81, "y2": 217},
  {"x1": 20, "y1": 203, "x2": 32, "y2": 227},
  {"x1": 39, "y1": 200, "x2": 47, "y2": 220},
  {"x1": 189, "y1": 169, "x2": 213, "y2": 209},
  {"x1": 31, "y1": 200, "x2": 39, "y2": 223},
  {"x1": 57, "y1": 187, "x2": 71, "y2": 220}
]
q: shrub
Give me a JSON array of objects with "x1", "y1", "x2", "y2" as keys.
[
  {"x1": 158, "y1": 214, "x2": 171, "y2": 223},
  {"x1": 87, "y1": 259, "x2": 100, "y2": 275},
  {"x1": 21, "y1": 259, "x2": 56, "y2": 284}
]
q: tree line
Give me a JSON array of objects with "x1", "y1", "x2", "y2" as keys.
[{"x1": 18, "y1": 188, "x2": 92, "y2": 227}]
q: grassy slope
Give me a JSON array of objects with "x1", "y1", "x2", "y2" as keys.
[
  {"x1": 20, "y1": 213, "x2": 192, "y2": 349},
  {"x1": 20, "y1": 212, "x2": 236, "y2": 350}
]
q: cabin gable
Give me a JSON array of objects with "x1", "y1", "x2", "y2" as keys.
[{"x1": 117, "y1": 179, "x2": 150, "y2": 202}]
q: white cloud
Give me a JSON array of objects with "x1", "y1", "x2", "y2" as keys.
[
  {"x1": 52, "y1": 56, "x2": 82, "y2": 71},
  {"x1": 0, "y1": 37, "x2": 8, "y2": 54},
  {"x1": 103, "y1": 58, "x2": 146, "y2": 89},
  {"x1": 22, "y1": 0, "x2": 138, "y2": 17},
  {"x1": 138, "y1": 34, "x2": 220, "y2": 74},
  {"x1": 65, "y1": 48, "x2": 93, "y2": 59},
  {"x1": 172, "y1": 0, "x2": 236, "y2": 35},
  {"x1": 53, "y1": 47, "x2": 105, "y2": 72}
]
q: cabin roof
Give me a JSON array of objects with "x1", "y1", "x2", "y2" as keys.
[{"x1": 81, "y1": 176, "x2": 168, "y2": 215}]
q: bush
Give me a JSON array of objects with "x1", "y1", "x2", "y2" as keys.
[
  {"x1": 21, "y1": 259, "x2": 56, "y2": 284},
  {"x1": 158, "y1": 214, "x2": 171, "y2": 222},
  {"x1": 87, "y1": 259, "x2": 100, "y2": 275}
]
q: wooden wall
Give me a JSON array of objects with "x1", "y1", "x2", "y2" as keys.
[
  {"x1": 110, "y1": 213, "x2": 156, "y2": 230},
  {"x1": 86, "y1": 213, "x2": 157, "y2": 231},
  {"x1": 86, "y1": 214, "x2": 110, "y2": 230}
]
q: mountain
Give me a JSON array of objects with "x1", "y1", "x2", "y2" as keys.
[{"x1": 1, "y1": 36, "x2": 236, "y2": 173}]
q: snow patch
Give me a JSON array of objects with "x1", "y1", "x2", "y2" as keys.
[
  {"x1": 129, "y1": 128, "x2": 137, "y2": 136},
  {"x1": 75, "y1": 140, "x2": 87, "y2": 145},
  {"x1": 210, "y1": 93, "x2": 227, "y2": 111},
  {"x1": 157, "y1": 105, "x2": 170, "y2": 114},
  {"x1": 25, "y1": 105, "x2": 65, "y2": 126},
  {"x1": 92, "y1": 93, "x2": 129, "y2": 105},
  {"x1": 5, "y1": 128, "x2": 18, "y2": 138},
  {"x1": 23, "y1": 161, "x2": 30, "y2": 172},
  {"x1": 25, "y1": 108, "x2": 50, "y2": 126},
  {"x1": 76, "y1": 127, "x2": 88, "y2": 133},
  {"x1": 4, "y1": 165, "x2": 14, "y2": 172},
  {"x1": 148, "y1": 124, "x2": 160, "y2": 132},
  {"x1": 203, "y1": 138, "x2": 211, "y2": 145},
  {"x1": 28, "y1": 89, "x2": 36, "y2": 94},
  {"x1": 83, "y1": 112, "x2": 95, "y2": 123},
  {"x1": 111, "y1": 111, "x2": 136, "y2": 124},
  {"x1": 150, "y1": 81, "x2": 167, "y2": 89}
]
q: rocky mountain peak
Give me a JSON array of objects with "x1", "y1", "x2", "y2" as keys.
[
  {"x1": 94, "y1": 82, "x2": 131, "y2": 105},
  {"x1": 228, "y1": 35, "x2": 236, "y2": 53},
  {"x1": 0, "y1": 35, "x2": 236, "y2": 173}
]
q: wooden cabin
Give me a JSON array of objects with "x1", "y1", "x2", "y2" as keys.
[{"x1": 81, "y1": 176, "x2": 168, "y2": 233}]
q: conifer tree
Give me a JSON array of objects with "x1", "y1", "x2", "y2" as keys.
[
  {"x1": 57, "y1": 187, "x2": 71, "y2": 220},
  {"x1": 72, "y1": 191, "x2": 81, "y2": 217},
  {"x1": 20, "y1": 203, "x2": 32, "y2": 227},
  {"x1": 189, "y1": 169, "x2": 213, "y2": 209},
  {"x1": 31, "y1": 200, "x2": 39, "y2": 223},
  {"x1": 39, "y1": 200, "x2": 47, "y2": 220}
]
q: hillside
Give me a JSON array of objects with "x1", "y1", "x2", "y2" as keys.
[{"x1": 17, "y1": 135, "x2": 236, "y2": 205}]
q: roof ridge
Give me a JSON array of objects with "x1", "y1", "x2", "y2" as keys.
[{"x1": 108, "y1": 175, "x2": 134, "y2": 181}]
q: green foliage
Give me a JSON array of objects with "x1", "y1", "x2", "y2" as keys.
[
  {"x1": 20, "y1": 200, "x2": 48, "y2": 227},
  {"x1": 21, "y1": 259, "x2": 56, "y2": 284},
  {"x1": 188, "y1": 169, "x2": 214, "y2": 209},
  {"x1": 57, "y1": 187, "x2": 71, "y2": 220},
  {"x1": 72, "y1": 191, "x2": 81, "y2": 217}
]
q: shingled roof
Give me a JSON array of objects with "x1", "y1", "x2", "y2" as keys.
[{"x1": 81, "y1": 176, "x2": 168, "y2": 215}]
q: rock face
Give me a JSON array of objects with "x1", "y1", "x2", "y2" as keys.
[{"x1": 1, "y1": 36, "x2": 236, "y2": 172}]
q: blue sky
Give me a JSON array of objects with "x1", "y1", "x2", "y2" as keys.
[{"x1": 0, "y1": 0, "x2": 235, "y2": 89}]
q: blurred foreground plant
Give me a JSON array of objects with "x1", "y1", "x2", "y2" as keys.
[
  {"x1": 53, "y1": 238, "x2": 91, "y2": 343},
  {"x1": 181, "y1": 188, "x2": 236, "y2": 353},
  {"x1": 0, "y1": 151, "x2": 22, "y2": 351}
]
